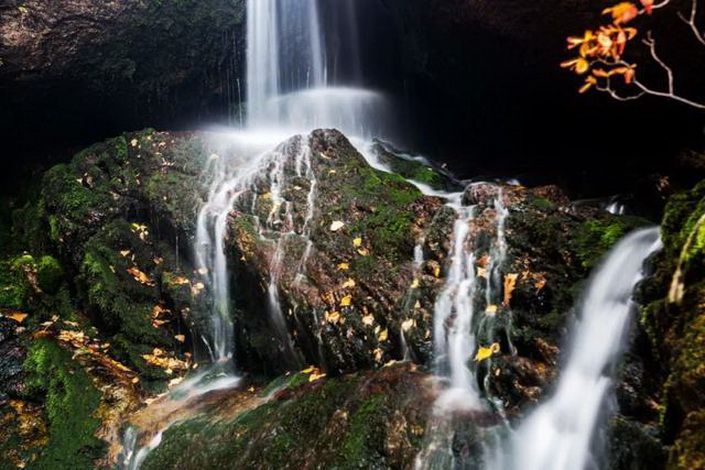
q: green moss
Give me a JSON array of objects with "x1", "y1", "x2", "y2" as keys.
[
  {"x1": 259, "y1": 372, "x2": 309, "y2": 397},
  {"x1": 573, "y1": 216, "x2": 649, "y2": 269},
  {"x1": 530, "y1": 196, "x2": 555, "y2": 211},
  {"x1": 340, "y1": 394, "x2": 386, "y2": 465},
  {"x1": 24, "y1": 339, "x2": 103, "y2": 469},
  {"x1": 37, "y1": 256, "x2": 64, "y2": 295},
  {"x1": 0, "y1": 258, "x2": 29, "y2": 309}
]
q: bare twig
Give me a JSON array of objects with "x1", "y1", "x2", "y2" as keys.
[
  {"x1": 678, "y1": 0, "x2": 705, "y2": 46},
  {"x1": 634, "y1": 33, "x2": 705, "y2": 108}
]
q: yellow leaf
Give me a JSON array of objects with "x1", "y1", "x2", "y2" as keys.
[
  {"x1": 357, "y1": 248, "x2": 369, "y2": 256},
  {"x1": 130, "y1": 138, "x2": 139, "y2": 147},
  {"x1": 340, "y1": 295, "x2": 352, "y2": 307},
  {"x1": 378, "y1": 328, "x2": 389, "y2": 342},
  {"x1": 485, "y1": 304, "x2": 498, "y2": 316},
  {"x1": 302, "y1": 366, "x2": 315, "y2": 374},
  {"x1": 411, "y1": 278, "x2": 420, "y2": 289},
  {"x1": 172, "y1": 276, "x2": 190, "y2": 286},
  {"x1": 330, "y1": 221, "x2": 345, "y2": 232},
  {"x1": 309, "y1": 371, "x2": 327, "y2": 382},
  {"x1": 341, "y1": 278, "x2": 356, "y2": 289},
  {"x1": 353, "y1": 237, "x2": 363, "y2": 247},
  {"x1": 5, "y1": 312, "x2": 28, "y2": 323},
  {"x1": 120, "y1": 250, "x2": 131, "y2": 257},
  {"x1": 401, "y1": 319, "x2": 414, "y2": 332},
  {"x1": 337, "y1": 262, "x2": 350, "y2": 271},
  {"x1": 474, "y1": 343, "x2": 501, "y2": 362},
  {"x1": 325, "y1": 311, "x2": 341, "y2": 324},
  {"x1": 191, "y1": 282, "x2": 205, "y2": 296},
  {"x1": 433, "y1": 266, "x2": 441, "y2": 278},
  {"x1": 477, "y1": 267, "x2": 489, "y2": 279},
  {"x1": 174, "y1": 334, "x2": 185, "y2": 343},
  {"x1": 127, "y1": 267, "x2": 154, "y2": 286},
  {"x1": 361, "y1": 314, "x2": 375, "y2": 326},
  {"x1": 503, "y1": 273, "x2": 518, "y2": 306}
]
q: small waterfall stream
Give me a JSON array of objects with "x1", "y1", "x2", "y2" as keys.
[{"x1": 502, "y1": 227, "x2": 662, "y2": 470}]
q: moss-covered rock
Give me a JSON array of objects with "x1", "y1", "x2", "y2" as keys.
[
  {"x1": 224, "y1": 130, "x2": 448, "y2": 375},
  {"x1": 23, "y1": 339, "x2": 104, "y2": 469},
  {"x1": 623, "y1": 179, "x2": 705, "y2": 469},
  {"x1": 141, "y1": 363, "x2": 431, "y2": 470}
]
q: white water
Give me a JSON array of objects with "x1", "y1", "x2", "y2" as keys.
[{"x1": 498, "y1": 227, "x2": 662, "y2": 470}]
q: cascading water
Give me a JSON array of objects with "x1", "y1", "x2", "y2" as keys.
[
  {"x1": 498, "y1": 227, "x2": 661, "y2": 470},
  {"x1": 414, "y1": 187, "x2": 513, "y2": 469}
]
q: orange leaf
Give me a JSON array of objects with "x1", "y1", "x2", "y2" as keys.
[
  {"x1": 5, "y1": 311, "x2": 28, "y2": 323},
  {"x1": 603, "y1": 2, "x2": 639, "y2": 24}
]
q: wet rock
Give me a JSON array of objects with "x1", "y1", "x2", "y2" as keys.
[
  {"x1": 0, "y1": 316, "x2": 26, "y2": 401},
  {"x1": 141, "y1": 362, "x2": 432, "y2": 470},
  {"x1": 225, "y1": 130, "x2": 447, "y2": 374}
]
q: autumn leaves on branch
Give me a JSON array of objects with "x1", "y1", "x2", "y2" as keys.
[{"x1": 562, "y1": 0, "x2": 705, "y2": 109}]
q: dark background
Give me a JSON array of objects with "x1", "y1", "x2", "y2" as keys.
[{"x1": 1, "y1": 0, "x2": 703, "y2": 199}]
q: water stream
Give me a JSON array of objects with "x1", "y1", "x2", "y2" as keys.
[
  {"x1": 500, "y1": 227, "x2": 662, "y2": 470},
  {"x1": 120, "y1": 2, "x2": 662, "y2": 468}
]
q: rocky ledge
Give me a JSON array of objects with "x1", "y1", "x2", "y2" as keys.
[{"x1": 0, "y1": 128, "x2": 701, "y2": 468}]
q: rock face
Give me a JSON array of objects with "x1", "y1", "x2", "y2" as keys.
[
  {"x1": 3, "y1": 127, "x2": 702, "y2": 468},
  {"x1": 627, "y1": 178, "x2": 705, "y2": 469},
  {"x1": 0, "y1": 0, "x2": 246, "y2": 182}
]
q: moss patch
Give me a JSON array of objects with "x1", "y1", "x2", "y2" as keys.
[{"x1": 23, "y1": 339, "x2": 103, "y2": 469}]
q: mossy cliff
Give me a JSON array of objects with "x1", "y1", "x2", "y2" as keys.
[
  {"x1": 0, "y1": 130, "x2": 213, "y2": 467},
  {"x1": 0, "y1": 127, "x2": 688, "y2": 468},
  {"x1": 624, "y1": 179, "x2": 705, "y2": 470}
]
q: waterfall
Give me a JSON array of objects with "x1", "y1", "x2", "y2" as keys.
[
  {"x1": 243, "y1": 0, "x2": 394, "y2": 140},
  {"x1": 501, "y1": 227, "x2": 662, "y2": 470}
]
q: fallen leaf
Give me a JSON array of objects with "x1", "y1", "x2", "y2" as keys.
[
  {"x1": 503, "y1": 273, "x2": 518, "y2": 306},
  {"x1": 5, "y1": 312, "x2": 28, "y2": 323},
  {"x1": 474, "y1": 343, "x2": 501, "y2": 362},
  {"x1": 353, "y1": 237, "x2": 363, "y2": 247},
  {"x1": 357, "y1": 248, "x2": 369, "y2": 256},
  {"x1": 174, "y1": 334, "x2": 185, "y2": 343},
  {"x1": 309, "y1": 371, "x2": 327, "y2": 382},
  {"x1": 341, "y1": 278, "x2": 356, "y2": 289},
  {"x1": 477, "y1": 267, "x2": 489, "y2": 279},
  {"x1": 486, "y1": 304, "x2": 499, "y2": 316},
  {"x1": 401, "y1": 319, "x2": 414, "y2": 331},
  {"x1": 191, "y1": 282, "x2": 205, "y2": 296},
  {"x1": 378, "y1": 328, "x2": 389, "y2": 342},
  {"x1": 120, "y1": 250, "x2": 131, "y2": 257},
  {"x1": 411, "y1": 278, "x2": 420, "y2": 289},
  {"x1": 337, "y1": 262, "x2": 350, "y2": 271},
  {"x1": 340, "y1": 295, "x2": 352, "y2": 307},
  {"x1": 127, "y1": 267, "x2": 154, "y2": 286},
  {"x1": 325, "y1": 311, "x2": 341, "y2": 324},
  {"x1": 361, "y1": 314, "x2": 375, "y2": 326},
  {"x1": 330, "y1": 221, "x2": 345, "y2": 232}
]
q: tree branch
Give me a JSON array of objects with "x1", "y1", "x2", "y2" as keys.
[
  {"x1": 633, "y1": 33, "x2": 705, "y2": 108},
  {"x1": 677, "y1": 0, "x2": 705, "y2": 46}
]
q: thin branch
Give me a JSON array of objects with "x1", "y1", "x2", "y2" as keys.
[
  {"x1": 677, "y1": 0, "x2": 705, "y2": 46},
  {"x1": 633, "y1": 33, "x2": 705, "y2": 108},
  {"x1": 634, "y1": 79, "x2": 705, "y2": 108},
  {"x1": 643, "y1": 32, "x2": 674, "y2": 93}
]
